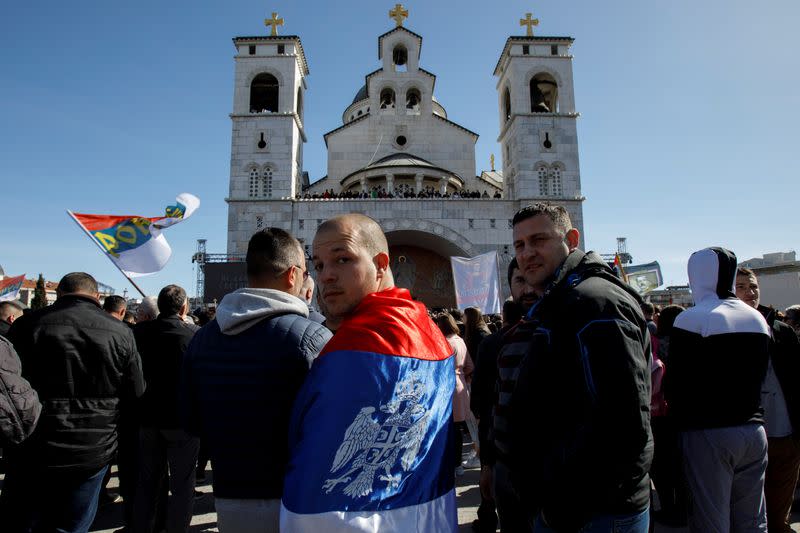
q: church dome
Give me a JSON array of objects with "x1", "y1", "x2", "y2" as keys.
[{"x1": 352, "y1": 85, "x2": 368, "y2": 105}]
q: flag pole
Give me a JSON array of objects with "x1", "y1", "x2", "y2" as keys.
[{"x1": 66, "y1": 210, "x2": 147, "y2": 298}]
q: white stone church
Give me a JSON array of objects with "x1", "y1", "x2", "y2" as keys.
[{"x1": 224, "y1": 8, "x2": 585, "y2": 307}]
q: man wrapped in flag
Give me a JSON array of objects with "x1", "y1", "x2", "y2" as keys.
[
  {"x1": 281, "y1": 214, "x2": 458, "y2": 532},
  {"x1": 68, "y1": 193, "x2": 200, "y2": 278}
]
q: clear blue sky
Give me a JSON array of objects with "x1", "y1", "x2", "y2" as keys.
[{"x1": 2, "y1": 0, "x2": 798, "y2": 299}]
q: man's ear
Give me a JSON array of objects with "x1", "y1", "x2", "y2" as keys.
[
  {"x1": 565, "y1": 228, "x2": 580, "y2": 251},
  {"x1": 373, "y1": 251, "x2": 390, "y2": 277}
]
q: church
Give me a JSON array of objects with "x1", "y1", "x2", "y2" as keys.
[{"x1": 222, "y1": 6, "x2": 585, "y2": 308}]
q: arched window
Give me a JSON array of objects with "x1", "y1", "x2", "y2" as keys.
[
  {"x1": 530, "y1": 73, "x2": 559, "y2": 113},
  {"x1": 261, "y1": 167, "x2": 273, "y2": 198},
  {"x1": 537, "y1": 164, "x2": 550, "y2": 196},
  {"x1": 248, "y1": 167, "x2": 260, "y2": 197},
  {"x1": 550, "y1": 165, "x2": 563, "y2": 196},
  {"x1": 380, "y1": 88, "x2": 396, "y2": 111},
  {"x1": 250, "y1": 73, "x2": 279, "y2": 113},
  {"x1": 393, "y1": 45, "x2": 408, "y2": 72},
  {"x1": 405, "y1": 88, "x2": 421, "y2": 114},
  {"x1": 503, "y1": 88, "x2": 511, "y2": 122}
]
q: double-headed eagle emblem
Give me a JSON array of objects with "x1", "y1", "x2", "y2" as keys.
[{"x1": 322, "y1": 372, "x2": 430, "y2": 499}]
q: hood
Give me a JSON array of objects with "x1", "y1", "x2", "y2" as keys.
[
  {"x1": 215, "y1": 288, "x2": 309, "y2": 335},
  {"x1": 687, "y1": 247, "x2": 737, "y2": 303}
]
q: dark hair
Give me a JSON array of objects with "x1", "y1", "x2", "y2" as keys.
[
  {"x1": 512, "y1": 203, "x2": 572, "y2": 235},
  {"x1": 657, "y1": 305, "x2": 684, "y2": 338},
  {"x1": 641, "y1": 302, "x2": 655, "y2": 315},
  {"x1": 507, "y1": 257, "x2": 519, "y2": 288},
  {"x1": 123, "y1": 311, "x2": 135, "y2": 324},
  {"x1": 58, "y1": 272, "x2": 98, "y2": 295},
  {"x1": 157, "y1": 284, "x2": 187, "y2": 315},
  {"x1": 737, "y1": 266, "x2": 756, "y2": 278},
  {"x1": 246, "y1": 228, "x2": 302, "y2": 279},
  {"x1": 435, "y1": 313, "x2": 460, "y2": 336},
  {"x1": 103, "y1": 295, "x2": 127, "y2": 314}
]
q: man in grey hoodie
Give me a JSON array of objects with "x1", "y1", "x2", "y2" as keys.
[{"x1": 181, "y1": 228, "x2": 332, "y2": 533}]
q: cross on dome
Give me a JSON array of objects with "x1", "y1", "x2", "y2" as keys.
[
  {"x1": 520, "y1": 12, "x2": 539, "y2": 36},
  {"x1": 389, "y1": 4, "x2": 409, "y2": 27},
  {"x1": 264, "y1": 12, "x2": 284, "y2": 36}
]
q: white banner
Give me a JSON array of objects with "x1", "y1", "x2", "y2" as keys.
[{"x1": 450, "y1": 251, "x2": 501, "y2": 315}]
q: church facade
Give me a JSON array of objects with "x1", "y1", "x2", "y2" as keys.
[{"x1": 224, "y1": 10, "x2": 585, "y2": 307}]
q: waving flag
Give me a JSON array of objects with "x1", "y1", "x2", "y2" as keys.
[
  {"x1": 281, "y1": 288, "x2": 457, "y2": 532},
  {"x1": 69, "y1": 193, "x2": 199, "y2": 277},
  {"x1": 0, "y1": 274, "x2": 25, "y2": 302}
]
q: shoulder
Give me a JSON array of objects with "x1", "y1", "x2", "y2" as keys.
[
  {"x1": 560, "y1": 275, "x2": 643, "y2": 326},
  {"x1": 676, "y1": 298, "x2": 769, "y2": 337},
  {"x1": 772, "y1": 319, "x2": 800, "y2": 346},
  {"x1": 272, "y1": 313, "x2": 332, "y2": 343}
]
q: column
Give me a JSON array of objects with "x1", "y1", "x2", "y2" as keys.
[
  {"x1": 415, "y1": 173, "x2": 423, "y2": 194},
  {"x1": 439, "y1": 176, "x2": 448, "y2": 196}
]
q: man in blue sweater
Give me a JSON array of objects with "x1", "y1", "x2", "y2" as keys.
[{"x1": 181, "y1": 228, "x2": 332, "y2": 532}]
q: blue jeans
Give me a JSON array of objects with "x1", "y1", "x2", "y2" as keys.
[
  {"x1": 0, "y1": 463, "x2": 109, "y2": 533},
  {"x1": 534, "y1": 507, "x2": 649, "y2": 533}
]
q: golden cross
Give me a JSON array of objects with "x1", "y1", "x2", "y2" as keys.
[
  {"x1": 389, "y1": 3, "x2": 409, "y2": 27},
  {"x1": 264, "y1": 12, "x2": 284, "y2": 36},
  {"x1": 520, "y1": 12, "x2": 539, "y2": 37}
]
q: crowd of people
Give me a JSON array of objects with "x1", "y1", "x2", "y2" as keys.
[
  {"x1": 298, "y1": 185, "x2": 502, "y2": 200},
  {"x1": 0, "y1": 204, "x2": 799, "y2": 533}
]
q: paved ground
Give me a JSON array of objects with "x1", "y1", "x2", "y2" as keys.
[{"x1": 2, "y1": 461, "x2": 800, "y2": 532}]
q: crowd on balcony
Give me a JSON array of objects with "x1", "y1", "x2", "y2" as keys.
[{"x1": 298, "y1": 184, "x2": 502, "y2": 200}]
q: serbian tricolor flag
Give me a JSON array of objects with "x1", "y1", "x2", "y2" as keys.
[
  {"x1": 0, "y1": 274, "x2": 25, "y2": 302},
  {"x1": 281, "y1": 288, "x2": 458, "y2": 532},
  {"x1": 68, "y1": 193, "x2": 199, "y2": 277}
]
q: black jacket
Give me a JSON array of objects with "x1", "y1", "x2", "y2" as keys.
[
  {"x1": 759, "y1": 305, "x2": 800, "y2": 436},
  {"x1": 7, "y1": 294, "x2": 145, "y2": 472},
  {"x1": 134, "y1": 315, "x2": 198, "y2": 429},
  {"x1": 0, "y1": 336, "x2": 41, "y2": 445},
  {"x1": 471, "y1": 329, "x2": 504, "y2": 466},
  {"x1": 509, "y1": 250, "x2": 653, "y2": 530},
  {"x1": 180, "y1": 288, "x2": 331, "y2": 499}
]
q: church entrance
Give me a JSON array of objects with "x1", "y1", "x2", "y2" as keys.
[{"x1": 386, "y1": 230, "x2": 466, "y2": 310}]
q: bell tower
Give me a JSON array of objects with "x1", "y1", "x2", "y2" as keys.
[
  {"x1": 227, "y1": 12, "x2": 309, "y2": 205},
  {"x1": 494, "y1": 13, "x2": 584, "y2": 237}
]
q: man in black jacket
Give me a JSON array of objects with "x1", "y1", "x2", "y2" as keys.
[
  {"x1": 132, "y1": 284, "x2": 199, "y2": 533},
  {"x1": 0, "y1": 272, "x2": 145, "y2": 533},
  {"x1": 181, "y1": 228, "x2": 331, "y2": 532},
  {"x1": 507, "y1": 204, "x2": 653, "y2": 532},
  {"x1": 736, "y1": 267, "x2": 800, "y2": 533},
  {"x1": 0, "y1": 336, "x2": 41, "y2": 446}
]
